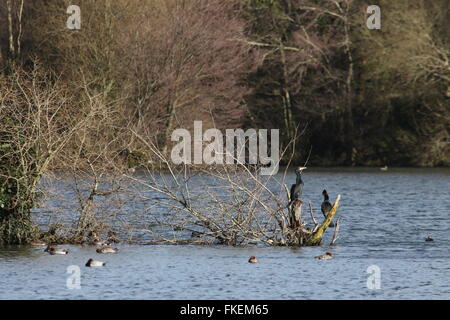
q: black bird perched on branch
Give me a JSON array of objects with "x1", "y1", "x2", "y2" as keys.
[
  {"x1": 288, "y1": 167, "x2": 307, "y2": 207},
  {"x1": 321, "y1": 189, "x2": 335, "y2": 227}
]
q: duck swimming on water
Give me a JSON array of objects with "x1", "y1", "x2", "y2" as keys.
[
  {"x1": 44, "y1": 246, "x2": 69, "y2": 255},
  {"x1": 315, "y1": 252, "x2": 333, "y2": 260},
  {"x1": 321, "y1": 190, "x2": 335, "y2": 228},
  {"x1": 89, "y1": 232, "x2": 109, "y2": 246},
  {"x1": 96, "y1": 247, "x2": 119, "y2": 254},
  {"x1": 85, "y1": 258, "x2": 106, "y2": 267},
  {"x1": 107, "y1": 230, "x2": 119, "y2": 244}
]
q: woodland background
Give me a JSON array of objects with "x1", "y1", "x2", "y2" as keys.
[{"x1": 1, "y1": 0, "x2": 449, "y2": 168}]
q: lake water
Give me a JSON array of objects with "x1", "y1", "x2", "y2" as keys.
[{"x1": 1, "y1": 167, "x2": 450, "y2": 299}]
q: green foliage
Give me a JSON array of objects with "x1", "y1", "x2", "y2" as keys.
[
  {"x1": 0, "y1": 139, "x2": 37, "y2": 244},
  {"x1": 0, "y1": 87, "x2": 40, "y2": 244}
]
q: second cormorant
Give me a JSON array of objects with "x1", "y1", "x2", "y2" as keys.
[{"x1": 321, "y1": 189, "x2": 335, "y2": 227}]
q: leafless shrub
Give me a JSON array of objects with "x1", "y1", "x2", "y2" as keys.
[
  {"x1": 0, "y1": 64, "x2": 97, "y2": 243},
  {"x1": 0, "y1": 63, "x2": 135, "y2": 244},
  {"x1": 35, "y1": 74, "x2": 134, "y2": 244}
]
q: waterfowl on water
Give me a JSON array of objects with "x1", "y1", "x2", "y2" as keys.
[
  {"x1": 85, "y1": 258, "x2": 106, "y2": 267},
  {"x1": 425, "y1": 236, "x2": 434, "y2": 242},
  {"x1": 30, "y1": 240, "x2": 47, "y2": 246},
  {"x1": 288, "y1": 167, "x2": 307, "y2": 207},
  {"x1": 90, "y1": 234, "x2": 109, "y2": 246},
  {"x1": 107, "y1": 230, "x2": 119, "y2": 244},
  {"x1": 93, "y1": 239, "x2": 110, "y2": 246},
  {"x1": 248, "y1": 256, "x2": 258, "y2": 264},
  {"x1": 315, "y1": 252, "x2": 333, "y2": 260},
  {"x1": 44, "y1": 246, "x2": 69, "y2": 255},
  {"x1": 88, "y1": 231, "x2": 108, "y2": 246},
  {"x1": 96, "y1": 247, "x2": 119, "y2": 254},
  {"x1": 380, "y1": 166, "x2": 388, "y2": 172},
  {"x1": 321, "y1": 190, "x2": 335, "y2": 228}
]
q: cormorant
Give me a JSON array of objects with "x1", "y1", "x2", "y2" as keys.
[
  {"x1": 321, "y1": 190, "x2": 335, "y2": 227},
  {"x1": 288, "y1": 167, "x2": 306, "y2": 207}
]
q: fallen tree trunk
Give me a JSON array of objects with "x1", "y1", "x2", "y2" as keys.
[
  {"x1": 306, "y1": 195, "x2": 340, "y2": 246},
  {"x1": 284, "y1": 194, "x2": 341, "y2": 246}
]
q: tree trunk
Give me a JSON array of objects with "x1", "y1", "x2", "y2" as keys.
[
  {"x1": 280, "y1": 43, "x2": 295, "y2": 142},
  {"x1": 6, "y1": 0, "x2": 16, "y2": 58},
  {"x1": 17, "y1": 0, "x2": 25, "y2": 56},
  {"x1": 162, "y1": 101, "x2": 177, "y2": 156},
  {"x1": 343, "y1": 3, "x2": 355, "y2": 165}
]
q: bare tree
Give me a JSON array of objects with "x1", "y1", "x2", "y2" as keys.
[
  {"x1": 0, "y1": 60, "x2": 136, "y2": 244},
  {"x1": 116, "y1": 0, "x2": 259, "y2": 154},
  {"x1": 124, "y1": 128, "x2": 341, "y2": 246},
  {"x1": 242, "y1": 0, "x2": 356, "y2": 163}
]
